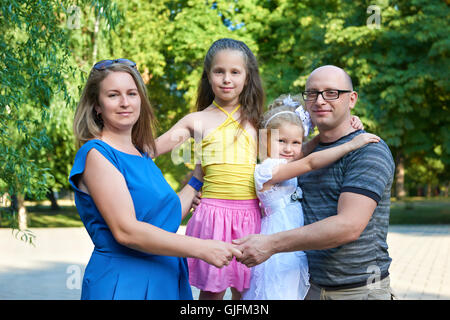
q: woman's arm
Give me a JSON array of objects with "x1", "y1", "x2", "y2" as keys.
[
  {"x1": 82, "y1": 149, "x2": 240, "y2": 267},
  {"x1": 234, "y1": 192, "x2": 377, "y2": 267},
  {"x1": 153, "y1": 113, "x2": 196, "y2": 158},
  {"x1": 266, "y1": 133, "x2": 380, "y2": 187}
]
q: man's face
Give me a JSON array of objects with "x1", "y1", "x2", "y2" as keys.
[{"x1": 304, "y1": 67, "x2": 357, "y2": 131}]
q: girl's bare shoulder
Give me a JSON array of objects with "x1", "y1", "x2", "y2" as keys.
[{"x1": 199, "y1": 105, "x2": 217, "y2": 113}]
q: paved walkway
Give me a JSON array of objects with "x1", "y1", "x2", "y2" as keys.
[{"x1": 0, "y1": 225, "x2": 449, "y2": 300}]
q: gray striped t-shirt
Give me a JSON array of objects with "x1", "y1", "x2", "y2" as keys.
[{"x1": 298, "y1": 130, "x2": 395, "y2": 288}]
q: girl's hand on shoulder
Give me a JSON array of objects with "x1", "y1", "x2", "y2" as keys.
[
  {"x1": 350, "y1": 133, "x2": 380, "y2": 150},
  {"x1": 350, "y1": 115, "x2": 364, "y2": 130}
]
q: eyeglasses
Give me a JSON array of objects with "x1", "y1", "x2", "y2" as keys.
[
  {"x1": 93, "y1": 59, "x2": 137, "y2": 70},
  {"x1": 302, "y1": 89, "x2": 352, "y2": 101}
]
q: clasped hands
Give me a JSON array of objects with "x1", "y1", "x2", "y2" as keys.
[
  {"x1": 202, "y1": 234, "x2": 273, "y2": 268},
  {"x1": 191, "y1": 194, "x2": 274, "y2": 269}
]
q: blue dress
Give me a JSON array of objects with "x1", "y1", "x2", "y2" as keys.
[
  {"x1": 242, "y1": 158, "x2": 310, "y2": 300},
  {"x1": 69, "y1": 139, "x2": 193, "y2": 300}
]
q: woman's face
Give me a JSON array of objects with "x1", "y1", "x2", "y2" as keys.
[{"x1": 96, "y1": 71, "x2": 141, "y2": 134}]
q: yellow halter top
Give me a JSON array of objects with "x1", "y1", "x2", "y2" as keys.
[{"x1": 199, "y1": 102, "x2": 257, "y2": 200}]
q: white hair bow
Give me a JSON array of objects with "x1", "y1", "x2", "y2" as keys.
[
  {"x1": 282, "y1": 95, "x2": 300, "y2": 108},
  {"x1": 266, "y1": 95, "x2": 313, "y2": 136},
  {"x1": 295, "y1": 105, "x2": 314, "y2": 137}
]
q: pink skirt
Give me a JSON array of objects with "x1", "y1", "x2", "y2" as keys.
[{"x1": 186, "y1": 198, "x2": 261, "y2": 293}]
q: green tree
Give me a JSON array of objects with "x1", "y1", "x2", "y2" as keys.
[
  {"x1": 254, "y1": 0, "x2": 449, "y2": 197},
  {"x1": 0, "y1": 0, "x2": 120, "y2": 235},
  {"x1": 93, "y1": 0, "x2": 269, "y2": 189}
]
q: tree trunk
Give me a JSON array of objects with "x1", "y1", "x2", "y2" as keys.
[
  {"x1": 395, "y1": 153, "x2": 406, "y2": 199},
  {"x1": 11, "y1": 194, "x2": 27, "y2": 230},
  {"x1": 426, "y1": 184, "x2": 432, "y2": 198},
  {"x1": 47, "y1": 190, "x2": 60, "y2": 211},
  {"x1": 92, "y1": 12, "x2": 101, "y2": 63}
]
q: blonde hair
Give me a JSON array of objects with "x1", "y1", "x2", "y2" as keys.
[
  {"x1": 258, "y1": 94, "x2": 306, "y2": 159},
  {"x1": 73, "y1": 63, "x2": 157, "y2": 154},
  {"x1": 261, "y1": 94, "x2": 304, "y2": 133}
]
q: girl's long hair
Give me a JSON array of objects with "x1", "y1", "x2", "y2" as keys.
[
  {"x1": 196, "y1": 38, "x2": 265, "y2": 130},
  {"x1": 73, "y1": 63, "x2": 157, "y2": 155}
]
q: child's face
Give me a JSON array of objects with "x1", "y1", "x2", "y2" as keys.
[
  {"x1": 270, "y1": 123, "x2": 304, "y2": 162},
  {"x1": 208, "y1": 49, "x2": 247, "y2": 107}
]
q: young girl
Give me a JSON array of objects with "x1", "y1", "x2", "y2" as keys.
[
  {"x1": 154, "y1": 38, "x2": 265, "y2": 300},
  {"x1": 242, "y1": 94, "x2": 380, "y2": 300}
]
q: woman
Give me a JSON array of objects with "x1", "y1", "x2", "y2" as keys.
[{"x1": 69, "y1": 59, "x2": 241, "y2": 300}]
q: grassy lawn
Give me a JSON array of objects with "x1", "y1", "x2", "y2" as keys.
[
  {"x1": 1, "y1": 197, "x2": 449, "y2": 228},
  {"x1": 0, "y1": 201, "x2": 84, "y2": 228},
  {"x1": 26, "y1": 205, "x2": 84, "y2": 227},
  {"x1": 389, "y1": 197, "x2": 450, "y2": 225}
]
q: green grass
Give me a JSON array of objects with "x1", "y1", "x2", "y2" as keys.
[
  {"x1": 1, "y1": 197, "x2": 449, "y2": 228},
  {"x1": 28, "y1": 204, "x2": 84, "y2": 227},
  {"x1": 0, "y1": 204, "x2": 84, "y2": 228},
  {"x1": 389, "y1": 198, "x2": 450, "y2": 225}
]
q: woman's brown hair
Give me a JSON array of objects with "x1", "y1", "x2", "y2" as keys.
[{"x1": 73, "y1": 63, "x2": 157, "y2": 155}]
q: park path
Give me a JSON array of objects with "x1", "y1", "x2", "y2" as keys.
[{"x1": 0, "y1": 225, "x2": 449, "y2": 300}]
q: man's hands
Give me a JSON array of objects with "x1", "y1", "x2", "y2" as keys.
[
  {"x1": 232, "y1": 234, "x2": 275, "y2": 268},
  {"x1": 200, "y1": 234, "x2": 274, "y2": 269}
]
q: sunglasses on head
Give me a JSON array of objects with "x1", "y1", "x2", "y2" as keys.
[{"x1": 93, "y1": 58, "x2": 137, "y2": 70}]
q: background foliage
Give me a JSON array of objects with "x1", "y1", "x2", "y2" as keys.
[{"x1": 1, "y1": 0, "x2": 448, "y2": 229}]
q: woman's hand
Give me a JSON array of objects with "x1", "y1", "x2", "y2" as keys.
[{"x1": 198, "y1": 240, "x2": 243, "y2": 268}]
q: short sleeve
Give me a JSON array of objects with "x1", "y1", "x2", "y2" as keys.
[
  {"x1": 341, "y1": 140, "x2": 395, "y2": 203},
  {"x1": 68, "y1": 140, "x2": 120, "y2": 194},
  {"x1": 254, "y1": 158, "x2": 287, "y2": 191}
]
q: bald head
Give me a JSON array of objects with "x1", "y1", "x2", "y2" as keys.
[{"x1": 307, "y1": 65, "x2": 353, "y2": 91}]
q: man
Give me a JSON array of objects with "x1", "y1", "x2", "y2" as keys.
[{"x1": 234, "y1": 65, "x2": 395, "y2": 300}]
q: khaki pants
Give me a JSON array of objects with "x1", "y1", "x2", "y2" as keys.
[{"x1": 305, "y1": 276, "x2": 396, "y2": 300}]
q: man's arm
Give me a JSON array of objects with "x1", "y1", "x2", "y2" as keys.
[{"x1": 235, "y1": 192, "x2": 377, "y2": 267}]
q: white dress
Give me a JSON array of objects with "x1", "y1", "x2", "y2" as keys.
[{"x1": 242, "y1": 158, "x2": 310, "y2": 300}]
